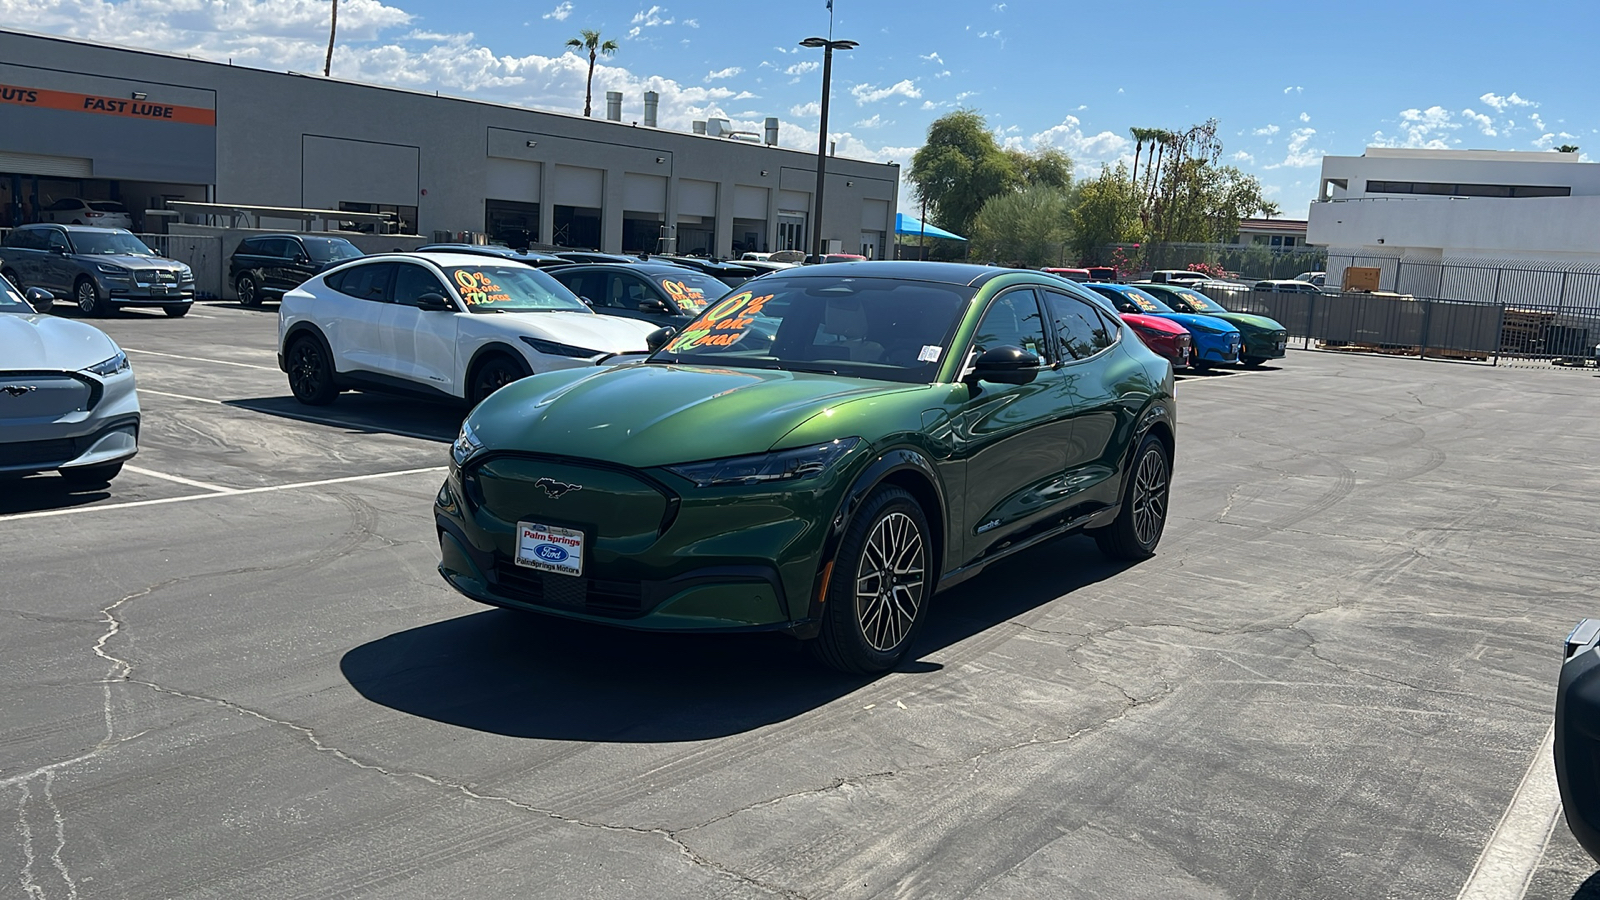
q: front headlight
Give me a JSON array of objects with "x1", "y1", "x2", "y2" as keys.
[
  {"x1": 665, "y1": 438, "x2": 860, "y2": 488},
  {"x1": 178, "y1": 266, "x2": 195, "y2": 282},
  {"x1": 96, "y1": 264, "x2": 131, "y2": 278},
  {"x1": 85, "y1": 349, "x2": 130, "y2": 376},
  {"x1": 521, "y1": 336, "x2": 602, "y2": 358},
  {"x1": 451, "y1": 421, "x2": 484, "y2": 467}
]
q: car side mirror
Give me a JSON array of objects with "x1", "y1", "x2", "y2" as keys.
[
  {"x1": 24, "y1": 287, "x2": 53, "y2": 313},
  {"x1": 578, "y1": 296, "x2": 595, "y2": 307},
  {"x1": 645, "y1": 326, "x2": 677, "y2": 352},
  {"x1": 638, "y1": 299, "x2": 671, "y2": 313},
  {"x1": 415, "y1": 292, "x2": 453, "y2": 311},
  {"x1": 964, "y1": 345, "x2": 1042, "y2": 386},
  {"x1": 294, "y1": 254, "x2": 308, "y2": 264},
  {"x1": 50, "y1": 244, "x2": 69, "y2": 255}
]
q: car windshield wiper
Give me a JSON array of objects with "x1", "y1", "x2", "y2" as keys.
[{"x1": 773, "y1": 363, "x2": 838, "y2": 375}]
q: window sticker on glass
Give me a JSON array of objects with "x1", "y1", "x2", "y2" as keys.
[
  {"x1": 1128, "y1": 293, "x2": 1163, "y2": 313},
  {"x1": 663, "y1": 290, "x2": 774, "y2": 352},
  {"x1": 917, "y1": 345, "x2": 943, "y2": 363},
  {"x1": 454, "y1": 270, "x2": 512, "y2": 305},
  {"x1": 661, "y1": 279, "x2": 710, "y2": 313}
]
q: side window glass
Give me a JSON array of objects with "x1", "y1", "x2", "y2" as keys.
[
  {"x1": 273, "y1": 238, "x2": 300, "y2": 259},
  {"x1": 973, "y1": 289, "x2": 1048, "y2": 362},
  {"x1": 392, "y1": 264, "x2": 449, "y2": 308},
  {"x1": 47, "y1": 231, "x2": 70, "y2": 252},
  {"x1": 333, "y1": 263, "x2": 394, "y2": 302},
  {"x1": 1045, "y1": 291, "x2": 1112, "y2": 360},
  {"x1": 602, "y1": 273, "x2": 631, "y2": 308}
]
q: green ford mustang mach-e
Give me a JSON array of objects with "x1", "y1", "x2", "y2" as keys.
[{"x1": 435, "y1": 262, "x2": 1177, "y2": 673}]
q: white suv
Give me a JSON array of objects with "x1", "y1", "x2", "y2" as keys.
[{"x1": 277, "y1": 252, "x2": 660, "y2": 406}]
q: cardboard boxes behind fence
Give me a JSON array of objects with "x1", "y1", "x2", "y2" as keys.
[{"x1": 1341, "y1": 266, "x2": 1381, "y2": 293}]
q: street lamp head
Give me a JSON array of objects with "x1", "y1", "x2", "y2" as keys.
[{"x1": 799, "y1": 37, "x2": 858, "y2": 50}]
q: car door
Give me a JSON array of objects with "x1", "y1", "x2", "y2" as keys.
[
  {"x1": 4, "y1": 229, "x2": 43, "y2": 287},
  {"x1": 1043, "y1": 288, "x2": 1128, "y2": 511},
  {"x1": 952, "y1": 287, "x2": 1074, "y2": 559},
  {"x1": 387, "y1": 261, "x2": 460, "y2": 393},
  {"x1": 324, "y1": 262, "x2": 395, "y2": 376},
  {"x1": 41, "y1": 229, "x2": 74, "y2": 294}
]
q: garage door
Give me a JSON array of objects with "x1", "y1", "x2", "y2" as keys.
[{"x1": 0, "y1": 150, "x2": 93, "y2": 178}]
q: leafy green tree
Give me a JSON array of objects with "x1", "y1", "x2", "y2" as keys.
[
  {"x1": 1004, "y1": 146, "x2": 1074, "y2": 189},
  {"x1": 1145, "y1": 120, "x2": 1273, "y2": 243},
  {"x1": 908, "y1": 110, "x2": 1018, "y2": 238},
  {"x1": 1069, "y1": 164, "x2": 1143, "y2": 263},
  {"x1": 971, "y1": 185, "x2": 1074, "y2": 267},
  {"x1": 566, "y1": 29, "x2": 619, "y2": 118}
]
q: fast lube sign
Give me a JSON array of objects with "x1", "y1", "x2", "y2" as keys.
[{"x1": 0, "y1": 83, "x2": 215, "y2": 126}]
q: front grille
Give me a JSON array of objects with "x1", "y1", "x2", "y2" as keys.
[
  {"x1": 492, "y1": 559, "x2": 646, "y2": 617},
  {"x1": 0, "y1": 437, "x2": 81, "y2": 466}
]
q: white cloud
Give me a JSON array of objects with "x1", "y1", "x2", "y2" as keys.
[
  {"x1": 1264, "y1": 127, "x2": 1321, "y2": 169},
  {"x1": 542, "y1": 2, "x2": 573, "y2": 21},
  {"x1": 1252, "y1": 124, "x2": 1280, "y2": 136},
  {"x1": 1371, "y1": 106, "x2": 1460, "y2": 149},
  {"x1": 1025, "y1": 115, "x2": 1131, "y2": 165},
  {"x1": 1479, "y1": 91, "x2": 1537, "y2": 112},
  {"x1": 683, "y1": 18, "x2": 698, "y2": 27},
  {"x1": 1232, "y1": 150, "x2": 1255, "y2": 164},
  {"x1": 850, "y1": 79, "x2": 921, "y2": 104},
  {"x1": 934, "y1": 70, "x2": 951, "y2": 79},
  {"x1": 631, "y1": 5, "x2": 672, "y2": 27},
  {"x1": 855, "y1": 114, "x2": 885, "y2": 128},
  {"x1": 783, "y1": 60, "x2": 819, "y2": 77},
  {"x1": 704, "y1": 66, "x2": 741, "y2": 81},
  {"x1": 790, "y1": 101, "x2": 821, "y2": 118},
  {"x1": 1298, "y1": 112, "x2": 1310, "y2": 123},
  {"x1": 1284, "y1": 85, "x2": 1303, "y2": 94},
  {"x1": 1461, "y1": 108, "x2": 1497, "y2": 136},
  {"x1": 1530, "y1": 112, "x2": 1546, "y2": 131},
  {"x1": 919, "y1": 51, "x2": 944, "y2": 64},
  {"x1": 993, "y1": 2, "x2": 1007, "y2": 10}
]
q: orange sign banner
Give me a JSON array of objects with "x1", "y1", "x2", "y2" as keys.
[{"x1": 0, "y1": 84, "x2": 215, "y2": 126}]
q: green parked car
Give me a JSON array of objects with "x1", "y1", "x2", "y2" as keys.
[
  {"x1": 435, "y1": 262, "x2": 1177, "y2": 673},
  {"x1": 1135, "y1": 282, "x2": 1289, "y2": 367}
]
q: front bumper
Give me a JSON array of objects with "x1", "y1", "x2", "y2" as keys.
[
  {"x1": 104, "y1": 282, "x2": 195, "y2": 305},
  {"x1": 0, "y1": 413, "x2": 140, "y2": 475},
  {"x1": 1241, "y1": 330, "x2": 1289, "y2": 361},
  {"x1": 1193, "y1": 331, "x2": 1242, "y2": 364},
  {"x1": 434, "y1": 455, "x2": 848, "y2": 633}
]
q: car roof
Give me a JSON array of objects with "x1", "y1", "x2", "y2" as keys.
[
  {"x1": 771, "y1": 260, "x2": 1023, "y2": 287},
  {"x1": 346, "y1": 251, "x2": 543, "y2": 268},
  {"x1": 18, "y1": 223, "x2": 127, "y2": 234},
  {"x1": 552, "y1": 261, "x2": 707, "y2": 275}
]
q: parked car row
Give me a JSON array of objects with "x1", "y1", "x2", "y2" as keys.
[{"x1": 1079, "y1": 280, "x2": 1289, "y2": 370}]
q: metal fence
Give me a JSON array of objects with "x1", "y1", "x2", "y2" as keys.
[
  {"x1": 0, "y1": 228, "x2": 226, "y2": 299},
  {"x1": 1194, "y1": 282, "x2": 1600, "y2": 364}
]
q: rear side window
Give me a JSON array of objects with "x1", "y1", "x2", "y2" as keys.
[
  {"x1": 90, "y1": 202, "x2": 127, "y2": 212},
  {"x1": 1045, "y1": 291, "x2": 1116, "y2": 360},
  {"x1": 326, "y1": 263, "x2": 394, "y2": 301},
  {"x1": 974, "y1": 289, "x2": 1050, "y2": 362}
]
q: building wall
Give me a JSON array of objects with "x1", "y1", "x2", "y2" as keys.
[
  {"x1": 1308, "y1": 148, "x2": 1600, "y2": 263},
  {"x1": 0, "y1": 29, "x2": 898, "y2": 257}
]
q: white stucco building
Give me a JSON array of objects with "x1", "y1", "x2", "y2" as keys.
[{"x1": 1307, "y1": 147, "x2": 1600, "y2": 266}]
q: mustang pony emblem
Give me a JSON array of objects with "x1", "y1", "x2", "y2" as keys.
[
  {"x1": 535, "y1": 477, "x2": 582, "y2": 499},
  {"x1": 1, "y1": 385, "x2": 37, "y2": 397}
]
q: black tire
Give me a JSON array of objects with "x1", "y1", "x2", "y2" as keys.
[
  {"x1": 75, "y1": 278, "x2": 106, "y2": 317},
  {"x1": 286, "y1": 335, "x2": 339, "y2": 405},
  {"x1": 810, "y1": 486, "x2": 932, "y2": 674},
  {"x1": 1093, "y1": 433, "x2": 1171, "y2": 562},
  {"x1": 1190, "y1": 359, "x2": 1212, "y2": 372},
  {"x1": 236, "y1": 273, "x2": 261, "y2": 307},
  {"x1": 164, "y1": 303, "x2": 192, "y2": 318},
  {"x1": 469, "y1": 354, "x2": 530, "y2": 406},
  {"x1": 1241, "y1": 356, "x2": 1267, "y2": 368},
  {"x1": 60, "y1": 462, "x2": 122, "y2": 487}
]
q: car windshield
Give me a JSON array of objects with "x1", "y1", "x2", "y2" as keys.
[
  {"x1": 444, "y1": 265, "x2": 588, "y2": 313},
  {"x1": 1165, "y1": 288, "x2": 1228, "y2": 313},
  {"x1": 68, "y1": 232, "x2": 157, "y2": 256},
  {"x1": 654, "y1": 272, "x2": 728, "y2": 313},
  {"x1": 303, "y1": 237, "x2": 363, "y2": 263},
  {"x1": 0, "y1": 279, "x2": 32, "y2": 313},
  {"x1": 1117, "y1": 288, "x2": 1170, "y2": 314},
  {"x1": 651, "y1": 274, "x2": 973, "y2": 384}
]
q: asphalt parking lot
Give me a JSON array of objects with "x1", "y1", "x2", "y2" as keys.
[{"x1": 4, "y1": 301, "x2": 1599, "y2": 899}]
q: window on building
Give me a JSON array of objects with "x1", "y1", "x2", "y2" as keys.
[{"x1": 1364, "y1": 180, "x2": 1572, "y2": 198}]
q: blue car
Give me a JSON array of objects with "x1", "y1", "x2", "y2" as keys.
[{"x1": 1086, "y1": 283, "x2": 1242, "y2": 369}]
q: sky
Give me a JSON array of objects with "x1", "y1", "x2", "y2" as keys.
[{"x1": 4, "y1": 0, "x2": 1598, "y2": 218}]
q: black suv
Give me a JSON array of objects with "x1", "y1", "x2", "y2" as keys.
[{"x1": 230, "y1": 234, "x2": 363, "y2": 306}]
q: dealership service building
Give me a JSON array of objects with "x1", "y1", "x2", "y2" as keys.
[{"x1": 0, "y1": 28, "x2": 899, "y2": 258}]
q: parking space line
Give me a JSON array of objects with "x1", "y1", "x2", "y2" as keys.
[
  {"x1": 0, "y1": 466, "x2": 446, "y2": 522},
  {"x1": 123, "y1": 347, "x2": 277, "y2": 370},
  {"x1": 138, "y1": 388, "x2": 223, "y2": 405},
  {"x1": 1455, "y1": 724, "x2": 1561, "y2": 900},
  {"x1": 123, "y1": 465, "x2": 239, "y2": 494},
  {"x1": 137, "y1": 388, "x2": 452, "y2": 443}
]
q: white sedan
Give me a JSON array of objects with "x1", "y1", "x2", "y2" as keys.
[{"x1": 277, "y1": 252, "x2": 661, "y2": 406}]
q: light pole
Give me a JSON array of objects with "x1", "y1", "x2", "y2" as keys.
[{"x1": 799, "y1": 36, "x2": 856, "y2": 260}]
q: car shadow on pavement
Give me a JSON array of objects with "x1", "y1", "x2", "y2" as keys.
[
  {"x1": 225, "y1": 396, "x2": 461, "y2": 444},
  {"x1": 340, "y1": 535, "x2": 1126, "y2": 742},
  {"x1": 0, "y1": 475, "x2": 112, "y2": 515}
]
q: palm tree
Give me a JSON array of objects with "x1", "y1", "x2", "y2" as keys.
[
  {"x1": 323, "y1": 0, "x2": 338, "y2": 77},
  {"x1": 565, "y1": 29, "x2": 619, "y2": 117},
  {"x1": 1556, "y1": 144, "x2": 1580, "y2": 153}
]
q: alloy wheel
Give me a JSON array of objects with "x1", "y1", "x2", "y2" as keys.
[
  {"x1": 1131, "y1": 448, "x2": 1169, "y2": 547},
  {"x1": 77, "y1": 281, "x2": 98, "y2": 314},
  {"x1": 289, "y1": 342, "x2": 323, "y2": 398},
  {"x1": 854, "y1": 511, "x2": 926, "y2": 652}
]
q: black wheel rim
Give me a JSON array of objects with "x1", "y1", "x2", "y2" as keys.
[
  {"x1": 475, "y1": 364, "x2": 515, "y2": 401},
  {"x1": 239, "y1": 279, "x2": 254, "y2": 304},
  {"x1": 77, "y1": 282, "x2": 96, "y2": 312},
  {"x1": 854, "y1": 511, "x2": 926, "y2": 652},
  {"x1": 289, "y1": 343, "x2": 323, "y2": 397},
  {"x1": 1131, "y1": 448, "x2": 1169, "y2": 547}
]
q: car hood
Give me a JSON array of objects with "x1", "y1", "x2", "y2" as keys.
[
  {"x1": 473, "y1": 310, "x2": 659, "y2": 354},
  {"x1": 89, "y1": 254, "x2": 186, "y2": 271},
  {"x1": 0, "y1": 313, "x2": 121, "y2": 371},
  {"x1": 1206, "y1": 311, "x2": 1284, "y2": 332},
  {"x1": 472, "y1": 363, "x2": 918, "y2": 469},
  {"x1": 1149, "y1": 311, "x2": 1239, "y2": 334},
  {"x1": 1120, "y1": 313, "x2": 1188, "y2": 335}
]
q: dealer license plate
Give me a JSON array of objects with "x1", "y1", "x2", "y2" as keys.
[
  {"x1": 1276, "y1": 340, "x2": 1287, "y2": 351},
  {"x1": 515, "y1": 521, "x2": 584, "y2": 577}
]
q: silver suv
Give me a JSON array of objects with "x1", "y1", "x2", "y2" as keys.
[{"x1": 0, "y1": 225, "x2": 195, "y2": 317}]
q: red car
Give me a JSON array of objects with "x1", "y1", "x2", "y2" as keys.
[{"x1": 1121, "y1": 312, "x2": 1191, "y2": 368}]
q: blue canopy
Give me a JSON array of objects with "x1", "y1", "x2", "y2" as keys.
[{"x1": 894, "y1": 212, "x2": 967, "y2": 242}]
